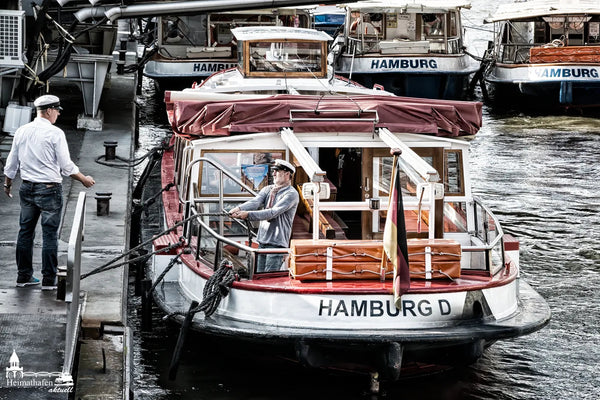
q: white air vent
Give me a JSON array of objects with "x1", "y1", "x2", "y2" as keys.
[{"x1": 0, "y1": 10, "x2": 25, "y2": 67}]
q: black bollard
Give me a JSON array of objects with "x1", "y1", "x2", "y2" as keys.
[
  {"x1": 56, "y1": 266, "x2": 67, "y2": 301},
  {"x1": 95, "y1": 192, "x2": 113, "y2": 216},
  {"x1": 169, "y1": 300, "x2": 199, "y2": 380},
  {"x1": 141, "y1": 279, "x2": 153, "y2": 332},
  {"x1": 103, "y1": 141, "x2": 118, "y2": 160}
]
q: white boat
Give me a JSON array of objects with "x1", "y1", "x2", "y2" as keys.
[
  {"x1": 147, "y1": 26, "x2": 549, "y2": 384},
  {"x1": 483, "y1": 0, "x2": 600, "y2": 108},
  {"x1": 143, "y1": 8, "x2": 313, "y2": 91},
  {"x1": 330, "y1": 1, "x2": 480, "y2": 99}
]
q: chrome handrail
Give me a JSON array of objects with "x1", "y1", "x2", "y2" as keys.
[
  {"x1": 187, "y1": 206, "x2": 288, "y2": 280},
  {"x1": 180, "y1": 156, "x2": 259, "y2": 204}
]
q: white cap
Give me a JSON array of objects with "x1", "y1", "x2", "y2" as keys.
[
  {"x1": 272, "y1": 159, "x2": 295, "y2": 174},
  {"x1": 34, "y1": 95, "x2": 63, "y2": 110}
]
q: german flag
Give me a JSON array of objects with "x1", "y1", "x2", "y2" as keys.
[{"x1": 383, "y1": 151, "x2": 410, "y2": 309}]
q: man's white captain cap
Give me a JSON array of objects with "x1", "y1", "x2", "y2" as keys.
[
  {"x1": 34, "y1": 95, "x2": 63, "y2": 111},
  {"x1": 272, "y1": 159, "x2": 295, "y2": 174}
]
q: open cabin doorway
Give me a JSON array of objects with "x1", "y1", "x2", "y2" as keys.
[
  {"x1": 316, "y1": 146, "x2": 446, "y2": 241},
  {"x1": 319, "y1": 147, "x2": 363, "y2": 239}
]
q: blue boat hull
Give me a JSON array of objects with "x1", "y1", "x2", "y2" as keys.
[
  {"x1": 486, "y1": 80, "x2": 600, "y2": 109},
  {"x1": 340, "y1": 72, "x2": 473, "y2": 100}
]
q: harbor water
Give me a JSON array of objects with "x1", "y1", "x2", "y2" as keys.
[{"x1": 129, "y1": 1, "x2": 600, "y2": 398}]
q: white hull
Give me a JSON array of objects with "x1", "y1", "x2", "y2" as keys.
[
  {"x1": 151, "y1": 253, "x2": 544, "y2": 343},
  {"x1": 144, "y1": 59, "x2": 238, "y2": 80},
  {"x1": 338, "y1": 54, "x2": 478, "y2": 76}
]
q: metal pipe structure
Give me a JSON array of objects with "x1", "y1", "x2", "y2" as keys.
[
  {"x1": 101, "y1": 0, "x2": 338, "y2": 22},
  {"x1": 73, "y1": 6, "x2": 111, "y2": 22}
]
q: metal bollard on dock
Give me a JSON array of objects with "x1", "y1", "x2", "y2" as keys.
[
  {"x1": 103, "y1": 140, "x2": 118, "y2": 160},
  {"x1": 94, "y1": 192, "x2": 113, "y2": 216},
  {"x1": 57, "y1": 265, "x2": 67, "y2": 301}
]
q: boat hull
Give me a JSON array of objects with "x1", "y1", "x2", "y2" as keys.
[
  {"x1": 149, "y1": 252, "x2": 550, "y2": 377},
  {"x1": 485, "y1": 63, "x2": 600, "y2": 108},
  {"x1": 144, "y1": 58, "x2": 238, "y2": 91},
  {"x1": 336, "y1": 54, "x2": 478, "y2": 99}
]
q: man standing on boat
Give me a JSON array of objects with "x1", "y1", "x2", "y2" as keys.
[
  {"x1": 229, "y1": 159, "x2": 299, "y2": 273},
  {"x1": 3, "y1": 94, "x2": 95, "y2": 289}
]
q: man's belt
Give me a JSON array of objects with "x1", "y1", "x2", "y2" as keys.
[{"x1": 22, "y1": 180, "x2": 59, "y2": 187}]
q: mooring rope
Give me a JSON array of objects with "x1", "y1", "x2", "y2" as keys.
[
  {"x1": 164, "y1": 259, "x2": 236, "y2": 320},
  {"x1": 80, "y1": 213, "x2": 197, "y2": 279},
  {"x1": 81, "y1": 237, "x2": 185, "y2": 279},
  {"x1": 148, "y1": 248, "x2": 191, "y2": 293},
  {"x1": 95, "y1": 142, "x2": 172, "y2": 169}
]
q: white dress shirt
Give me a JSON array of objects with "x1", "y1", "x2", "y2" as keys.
[{"x1": 3, "y1": 117, "x2": 79, "y2": 183}]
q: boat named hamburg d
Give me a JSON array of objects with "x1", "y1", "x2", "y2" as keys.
[
  {"x1": 330, "y1": 1, "x2": 479, "y2": 99},
  {"x1": 146, "y1": 26, "x2": 550, "y2": 383},
  {"x1": 483, "y1": 0, "x2": 600, "y2": 108}
]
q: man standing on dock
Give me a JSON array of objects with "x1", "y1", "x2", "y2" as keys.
[{"x1": 3, "y1": 94, "x2": 95, "y2": 290}]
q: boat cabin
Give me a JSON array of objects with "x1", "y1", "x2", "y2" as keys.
[
  {"x1": 162, "y1": 95, "x2": 505, "y2": 282},
  {"x1": 233, "y1": 27, "x2": 330, "y2": 78},
  {"x1": 336, "y1": 1, "x2": 470, "y2": 56}
]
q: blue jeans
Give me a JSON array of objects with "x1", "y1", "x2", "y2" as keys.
[
  {"x1": 256, "y1": 243, "x2": 285, "y2": 273},
  {"x1": 16, "y1": 181, "x2": 63, "y2": 282}
]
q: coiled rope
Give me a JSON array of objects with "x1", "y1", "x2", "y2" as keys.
[{"x1": 164, "y1": 259, "x2": 236, "y2": 320}]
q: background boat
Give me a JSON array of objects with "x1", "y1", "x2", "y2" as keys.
[
  {"x1": 331, "y1": 1, "x2": 480, "y2": 99},
  {"x1": 482, "y1": 0, "x2": 600, "y2": 109},
  {"x1": 143, "y1": 8, "x2": 313, "y2": 91}
]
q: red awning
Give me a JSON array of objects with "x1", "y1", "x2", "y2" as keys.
[{"x1": 165, "y1": 94, "x2": 482, "y2": 138}]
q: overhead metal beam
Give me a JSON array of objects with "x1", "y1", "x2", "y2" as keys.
[{"x1": 100, "y1": 0, "x2": 338, "y2": 22}]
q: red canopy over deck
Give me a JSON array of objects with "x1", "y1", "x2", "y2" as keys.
[{"x1": 165, "y1": 94, "x2": 482, "y2": 138}]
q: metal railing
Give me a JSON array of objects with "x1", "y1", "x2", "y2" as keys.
[
  {"x1": 184, "y1": 204, "x2": 289, "y2": 280},
  {"x1": 58, "y1": 191, "x2": 86, "y2": 385},
  {"x1": 461, "y1": 196, "x2": 506, "y2": 274}
]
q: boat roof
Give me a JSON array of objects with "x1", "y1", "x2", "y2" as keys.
[
  {"x1": 165, "y1": 94, "x2": 482, "y2": 138},
  {"x1": 231, "y1": 27, "x2": 332, "y2": 42},
  {"x1": 338, "y1": 0, "x2": 472, "y2": 12},
  {"x1": 484, "y1": 0, "x2": 600, "y2": 23}
]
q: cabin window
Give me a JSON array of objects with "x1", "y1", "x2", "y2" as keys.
[
  {"x1": 248, "y1": 40, "x2": 323, "y2": 73},
  {"x1": 589, "y1": 22, "x2": 600, "y2": 43},
  {"x1": 444, "y1": 202, "x2": 468, "y2": 233},
  {"x1": 161, "y1": 16, "x2": 207, "y2": 47},
  {"x1": 373, "y1": 154, "x2": 432, "y2": 237},
  {"x1": 534, "y1": 21, "x2": 546, "y2": 44},
  {"x1": 422, "y1": 14, "x2": 444, "y2": 37},
  {"x1": 199, "y1": 151, "x2": 284, "y2": 195},
  {"x1": 444, "y1": 150, "x2": 464, "y2": 196}
]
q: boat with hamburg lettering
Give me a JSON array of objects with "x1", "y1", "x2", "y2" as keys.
[
  {"x1": 482, "y1": 0, "x2": 600, "y2": 108},
  {"x1": 329, "y1": 1, "x2": 479, "y2": 99},
  {"x1": 147, "y1": 26, "x2": 550, "y2": 385}
]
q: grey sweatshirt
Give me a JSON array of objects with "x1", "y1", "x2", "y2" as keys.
[{"x1": 238, "y1": 185, "x2": 299, "y2": 248}]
